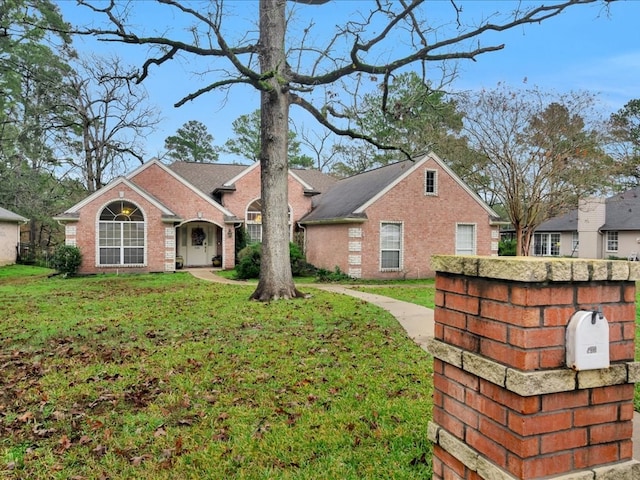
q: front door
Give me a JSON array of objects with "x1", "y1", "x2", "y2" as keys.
[{"x1": 188, "y1": 223, "x2": 209, "y2": 266}]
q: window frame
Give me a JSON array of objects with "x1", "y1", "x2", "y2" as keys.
[
  {"x1": 97, "y1": 200, "x2": 146, "y2": 267},
  {"x1": 606, "y1": 231, "x2": 619, "y2": 253},
  {"x1": 455, "y1": 223, "x2": 477, "y2": 255},
  {"x1": 533, "y1": 232, "x2": 561, "y2": 257},
  {"x1": 379, "y1": 221, "x2": 403, "y2": 271},
  {"x1": 424, "y1": 169, "x2": 438, "y2": 196}
]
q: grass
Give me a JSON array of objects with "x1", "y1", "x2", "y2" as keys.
[{"x1": 0, "y1": 268, "x2": 433, "y2": 479}]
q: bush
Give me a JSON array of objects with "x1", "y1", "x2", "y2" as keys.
[
  {"x1": 235, "y1": 242, "x2": 318, "y2": 280},
  {"x1": 51, "y1": 245, "x2": 82, "y2": 277},
  {"x1": 498, "y1": 238, "x2": 517, "y2": 256},
  {"x1": 314, "y1": 266, "x2": 353, "y2": 283}
]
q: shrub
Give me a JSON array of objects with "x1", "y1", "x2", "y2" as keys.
[
  {"x1": 498, "y1": 238, "x2": 517, "y2": 256},
  {"x1": 235, "y1": 242, "x2": 318, "y2": 279},
  {"x1": 314, "y1": 266, "x2": 353, "y2": 283},
  {"x1": 236, "y1": 243, "x2": 262, "y2": 279},
  {"x1": 51, "y1": 245, "x2": 82, "y2": 277}
]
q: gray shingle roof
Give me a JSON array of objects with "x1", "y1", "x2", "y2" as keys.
[
  {"x1": 299, "y1": 161, "x2": 415, "y2": 223},
  {"x1": 167, "y1": 162, "x2": 338, "y2": 196},
  {"x1": 601, "y1": 186, "x2": 640, "y2": 231},
  {"x1": 0, "y1": 206, "x2": 27, "y2": 222},
  {"x1": 537, "y1": 186, "x2": 640, "y2": 232}
]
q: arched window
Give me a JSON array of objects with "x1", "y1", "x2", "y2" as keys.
[
  {"x1": 98, "y1": 200, "x2": 145, "y2": 265},
  {"x1": 245, "y1": 199, "x2": 292, "y2": 244}
]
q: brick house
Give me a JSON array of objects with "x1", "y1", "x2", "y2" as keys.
[
  {"x1": 54, "y1": 152, "x2": 501, "y2": 278},
  {"x1": 0, "y1": 206, "x2": 28, "y2": 266}
]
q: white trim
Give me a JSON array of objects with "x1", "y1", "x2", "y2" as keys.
[
  {"x1": 354, "y1": 152, "x2": 499, "y2": 218},
  {"x1": 424, "y1": 168, "x2": 438, "y2": 196},
  {"x1": 223, "y1": 160, "x2": 260, "y2": 187},
  {"x1": 455, "y1": 223, "x2": 477, "y2": 255},
  {"x1": 379, "y1": 221, "x2": 403, "y2": 271},
  {"x1": 62, "y1": 177, "x2": 176, "y2": 217},
  {"x1": 95, "y1": 198, "x2": 148, "y2": 267},
  {"x1": 129, "y1": 159, "x2": 236, "y2": 217},
  {"x1": 288, "y1": 169, "x2": 315, "y2": 191}
]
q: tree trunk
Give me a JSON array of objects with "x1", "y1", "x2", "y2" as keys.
[{"x1": 250, "y1": 0, "x2": 304, "y2": 301}]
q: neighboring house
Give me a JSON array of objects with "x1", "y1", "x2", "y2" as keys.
[
  {"x1": 54, "y1": 152, "x2": 501, "y2": 278},
  {"x1": 0, "y1": 206, "x2": 28, "y2": 266},
  {"x1": 534, "y1": 187, "x2": 640, "y2": 260}
]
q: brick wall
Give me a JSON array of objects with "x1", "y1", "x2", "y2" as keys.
[
  {"x1": 305, "y1": 157, "x2": 499, "y2": 280},
  {"x1": 428, "y1": 256, "x2": 640, "y2": 479}
]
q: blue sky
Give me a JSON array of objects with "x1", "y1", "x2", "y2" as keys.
[{"x1": 56, "y1": 0, "x2": 640, "y2": 162}]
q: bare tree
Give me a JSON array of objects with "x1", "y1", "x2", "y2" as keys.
[
  {"x1": 65, "y1": 55, "x2": 160, "y2": 192},
  {"x1": 460, "y1": 85, "x2": 610, "y2": 256},
  {"x1": 76, "y1": 0, "x2": 606, "y2": 300}
]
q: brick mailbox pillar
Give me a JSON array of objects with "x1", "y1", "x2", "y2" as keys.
[{"x1": 427, "y1": 256, "x2": 640, "y2": 479}]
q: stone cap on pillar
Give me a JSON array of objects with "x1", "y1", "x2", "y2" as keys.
[{"x1": 431, "y1": 255, "x2": 640, "y2": 282}]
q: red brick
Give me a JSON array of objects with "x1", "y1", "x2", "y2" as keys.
[
  {"x1": 435, "y1": 290, "x2": 445, "y2": 307},
  {"x1": 468, "y1": 279, "x2": 508, "y2": 302},
  {"x1": 511, "y1": 285, "x2": 573, "y2": 306},
  {"x1": 574, "y1": 404, "x2": 618, "y2": 427},
  {"x1": 508, "y1": 410, "x2": 572, "y2": 436},
  {"x1": 591, "y1": 384, "x2": 634, "y2": 405},
  {"x1": 480, "y1": 339, "x2": 538, "y2": 370},
  {"x1": 444, "y1": 364, "x2": 479, "y2": 390},
  {"x1": 620, "y1": 403, "x2": 635, "y2": 422},
  {"x1": 610, "y1": 341, "x2": 635, "y2": 362},
  {"x1": 443, "y1": 326, "x2": 479, "y2": 353},
  {"x1": 620, "y1": 439, "x2": 634, "y2": 460},
  {"x1": 480, "y1": 381, "x2": 540, "y2": 415},
  {"x1": 539, "y1": 347, "x2": 565, "y2": 369},
  {"x1": 434, "y1": 373, "x2": 465, "y2": 403},
  {"x1": 507, "y1": 451, "x2": 573, "y2": 478},
  {"x1": 603, "y1": 303, "x2": 636, "y2": 322},
  {"x1": 433, "y1": 407, "x2": 465, "y2": 440},
  {"x1": 481, "y1": 300, "x2": 541, "y2": 327},
  {"x1": 479, "y1": 417, "x2": 539, "y2": 458},
  {"x1": 540, "y1": 428, "x2": 587, "y2": 454},
  {"x1": 543, "y1": 306, "x2": 577, "y2": 327},
  {"x1": 443, "y1": 395, "x2": 479, "y2": 429},
  {"x1": 508, "y1": 326, "x2": 564, "y2": 349},
  {"x1": 435, "y1": 308, "x2": 467, "y2": 329},
  {"x1": 590, "y1": 421, "x2": 633, "y2": 444},
  {"x1": 435, "y1": 275, "x2": 467, "y2": 295},
  {"x1": 574, "y1": 443, "x2": 620, "y2": 469},
  {"x1": 541, "y1": 390, "x2": 589, "y2": 412},
  {"x1": 623, "y1": 283, "x2": 636, "y2": 302},
  {"x1": 466, "y1": 389, "x2": 507, "y2": 425},
  {"x1": 466, "y1": 428, "x2": 507, "y2": 467},
  {"x1": 445, "y1": 292, "x2": 480, "y2": 315},
  {"x1": 467, "y1": 316, "x2": 507, "y2": 343},
  {"x1": 577, "y1": 284, "x2": 621, "y2": 304}
]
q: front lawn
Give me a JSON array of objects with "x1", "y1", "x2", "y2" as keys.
[{"x1": 0, "y1": 269, "x2": 433, "y2": 479}]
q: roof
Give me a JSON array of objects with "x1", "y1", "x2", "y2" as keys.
[
  {"x1": 537, "y1": 186, "x2": 640, "y2": 232},
  {"x1": 168, "y1": 161, "x2": 338, "y2": 196},
  {"x1": 536, "y1": 209, "x2": 578, "y2": 232},
  {"x1": 300, "y1": 160, "x2": 415, "y2": 223},
  {"x1": 0, "y1": 206, "x2": 28, "y2": 223},
  {"x1": 299, "y1": 152, "x2": 500, "y2": 224}
]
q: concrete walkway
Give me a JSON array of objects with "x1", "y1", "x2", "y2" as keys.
[{"x1": 186, "y1": 268, "x2": 640, "y2": 461}]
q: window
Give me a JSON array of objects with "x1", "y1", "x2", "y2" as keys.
[
  {"x1": 533, "y1": 233, "x2": 561, "y2": 256},
  {"x1": 572, "y1": 232, "x2": 579, "y2": 254},
  {"x1": 380, "y1": 222, "x2": 402, "y2": 270},
  {"x1": 245, "y1": 199, "x2": 292, "y2": 243},
  {"x1": 98, "y1": 201, "x2": 145, "y2": 266},
  {"x1": 425, "y1": 169, "x2": 438, "y2": 195},
  {"x1": 606, "y1": 231, "x2": 618, "y2": 252},
  {"x1": 456, "y1": 224, "x2": 476, "y2": 255}
]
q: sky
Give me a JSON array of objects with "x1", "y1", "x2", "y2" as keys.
[{"x1": 56, "y1": 0, "x2": 640, "y2": 163}]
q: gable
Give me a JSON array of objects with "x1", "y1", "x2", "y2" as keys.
[
  {"x1": 128, "y1": 160, "x2": 235, "y2": 218},
  {"x1": 300, "y1": 152, "x2": 498, "y2": 224}
]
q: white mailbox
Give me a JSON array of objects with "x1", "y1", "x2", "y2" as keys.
[{"x1": 566, "y1": 310, "x2": 609, "y2": 371}]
